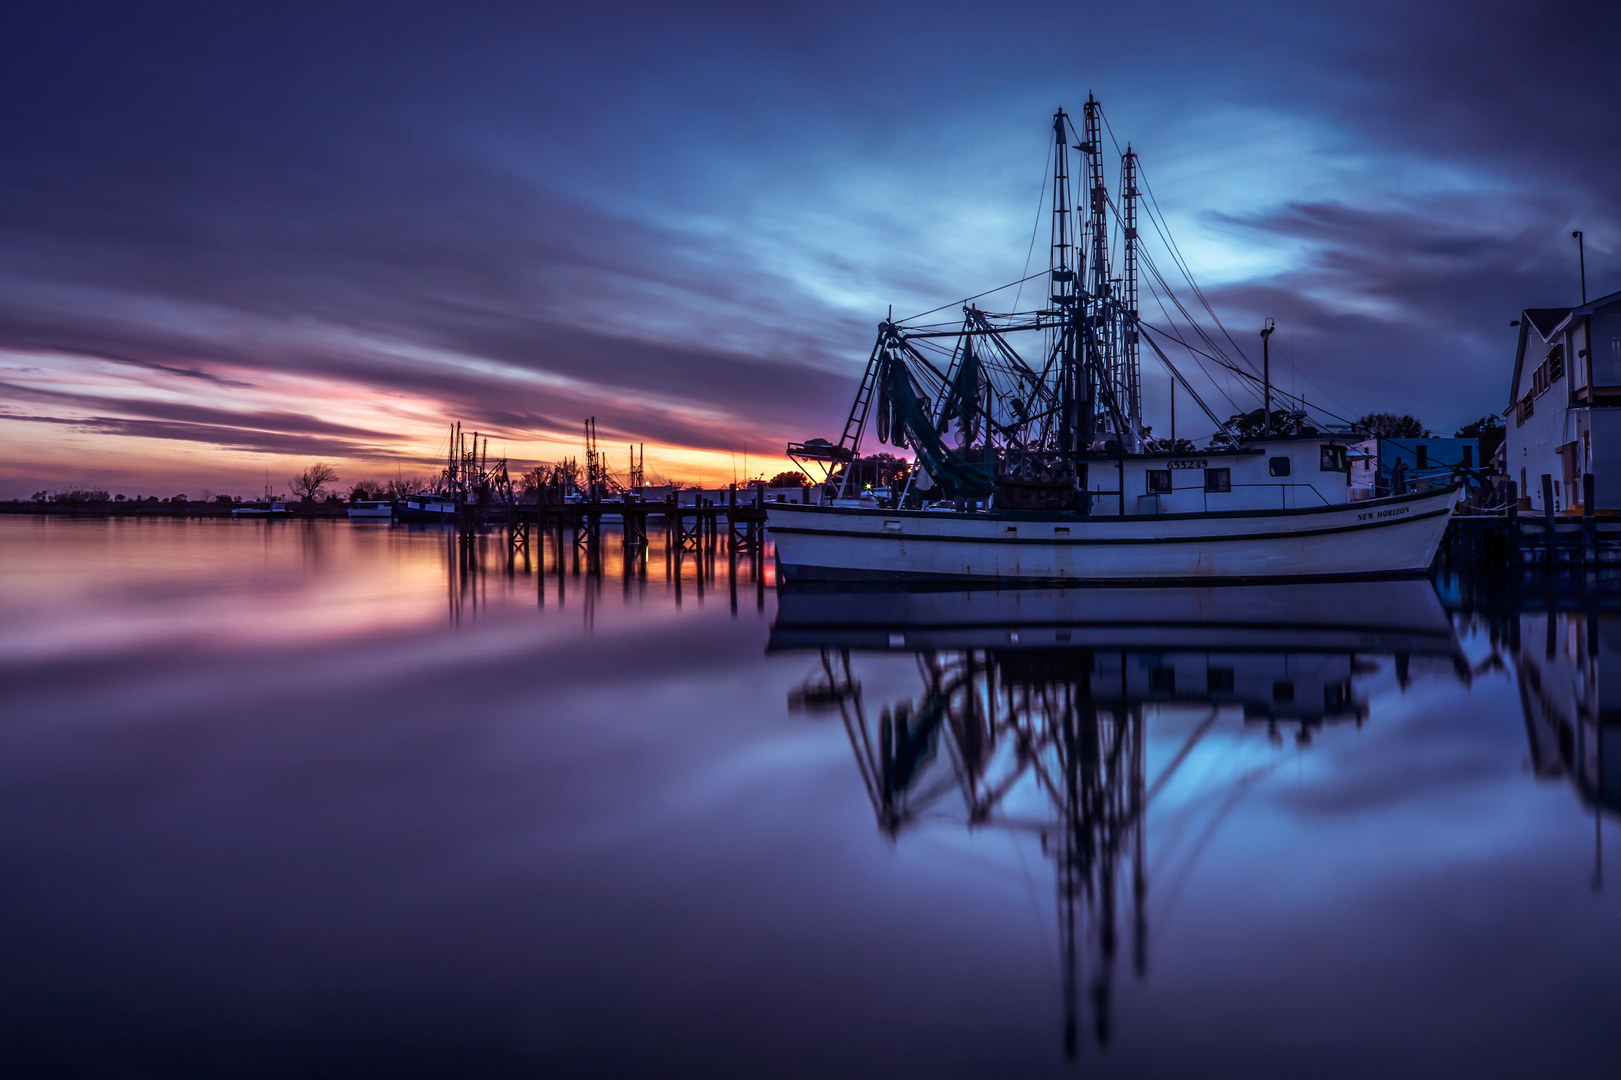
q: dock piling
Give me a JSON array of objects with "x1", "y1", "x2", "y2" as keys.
[
  {"x1": 1541, "y1": 474, "x2": 1556, "y2": 570},
  {"x1": 1583, "y1": 473, "x2": 1596, "y2": 567},
  {"x1": 1506, "y1": 481, "x2": 1520, "y2": 562}
]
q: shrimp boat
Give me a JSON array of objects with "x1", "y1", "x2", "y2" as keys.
[
  {"x1": 395, "y1": 422, "x2": 520, "y2": 525},
  {"x1": 771, "y1": 98, "x2": 1458, "y2": 583},
  {"x1": 346, "y1": 499, "x2": 395, "y2": 520}
]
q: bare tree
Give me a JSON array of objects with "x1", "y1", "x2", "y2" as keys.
[
  {"x1": 383, "y1": 474, "x2": 431, "y2": 500},
  {"x1": 1353, "y1": 413, "x2": 1427, "y2": 438},
  {"x1": 290, "y1": 463, "x2": 340, "y2": 502},
  {"x1": 347, "y1": 479, "x2": 385, "y2": 501}
]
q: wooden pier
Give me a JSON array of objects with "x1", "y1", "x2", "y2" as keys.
[
  {"x1": 1443, "y1": 474, "x2": 1621, "y2": 573},
  {"x1": 452, "y1": 482, "x2": 773, "y2": 575},
  {"x1": 529, "y1": 483, "x2": 768, "y2": 554},
  {"x1": 443, "y1": 487, "x2": 772, "y2": 624}
]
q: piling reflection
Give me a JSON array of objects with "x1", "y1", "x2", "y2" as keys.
[
  {"x1": 432, "y1": 518, "x2": 772, "y2": 625},
  {"x1": 772, "y1": 580, "x2": 1469, "y2": 1059}
]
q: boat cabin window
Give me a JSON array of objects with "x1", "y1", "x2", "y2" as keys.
[
  {"x1": 1268, "y1": 456, "x2": 1291, "y2": 477},
  {"x1": 1147, "y1": 469, "x2": 1172, "y2": 493},
  {"x1": 1462, "y1": 445, "x2": 1472, "y2": 467},
  {"x1": 1320, "y1": 445, "x2": 1347, "y2": 472},
  {"x1": 1207, "y1": 666, "x2": 1234, "y2": 692},
  {"x1": 1416, "y1": 445, "x2": 1428, "y2": 469},
  {"x1": 1204, "y1": 468, "x2": 1230, "y2": 493}
]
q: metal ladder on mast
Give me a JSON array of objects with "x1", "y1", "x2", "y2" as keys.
[{"x1": 832, "y1": 338, "x2": 885, "y2": 495}]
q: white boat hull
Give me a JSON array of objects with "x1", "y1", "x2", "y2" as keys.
[{"x1": 767, "y1": 485, "x2": 1459, "y2": 582}]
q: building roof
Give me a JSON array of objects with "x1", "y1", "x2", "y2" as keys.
[
  {"x1": 1507, "y1": 288, "x2": 1621, "y2": 412},
  {"x1": 1549, "y1": 286, "x2": 1621, "y2": 336},
  {"x1": 1523, "y1": 307, "x2": 1572, "y2": 340}
]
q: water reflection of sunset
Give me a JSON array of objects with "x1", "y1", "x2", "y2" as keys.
[{"x1": 0, "y1": 518, "x2": 771, "y2": 661}]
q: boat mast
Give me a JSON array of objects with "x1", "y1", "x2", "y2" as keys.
[
  {"x1": 448, "y1": 422, "x2": 460, "y2": 497},
  {"x1": 584, "y1": 417, "x2": 602, "y2": 501},
  {"x1": 1122, "y1": 145, "x2": 1141, "y2": 435},
  {"x1": 1083, "y1": 94, "x2": 1114, "y2": 443},
  {"x1": 1051, "y1": 108, "x2": 1081, "y2": 456}
]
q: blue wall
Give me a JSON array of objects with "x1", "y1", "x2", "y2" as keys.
[{"x1": 1377, "y1": 437, "x2": 1480, "y2": 480}]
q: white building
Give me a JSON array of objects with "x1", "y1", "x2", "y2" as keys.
[{"x1": 1505, "y1": 289, "x2": 1621, "y2": 512}]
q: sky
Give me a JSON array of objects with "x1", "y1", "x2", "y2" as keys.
[{"x1": 2, "y1": 0, "x2": 1617, "y2": 497}]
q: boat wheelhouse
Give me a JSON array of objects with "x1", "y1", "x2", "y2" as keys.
[{"x1": 1062, "y1": 434, "x2": 1352, "y2": 516}]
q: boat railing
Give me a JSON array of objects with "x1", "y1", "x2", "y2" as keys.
[
  {"x1": 1199, "y1": 481, "x2": 1335, "y2": 512},
  {"x1": 1097, "y1": 481, "x2": 1340, "y2": 515}
]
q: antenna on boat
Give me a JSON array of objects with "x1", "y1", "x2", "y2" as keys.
[
  {"x1": 1169, "y1": 372, "x2": 1176, "y2": 444},
  {"x1": 1260, "y1": 319, "x2": 1276, "y2": 436}
]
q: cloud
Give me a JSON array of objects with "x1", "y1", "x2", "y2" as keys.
[
  {"x1": 1174, "y1": 193, "x2": 1596, "y2": 427},
  {"x1": 2, "y1": 1, "x2": 1620, "y2": 491},
  {"x1": 4, "y1": 412, "x2": 387, "y2": 459}
]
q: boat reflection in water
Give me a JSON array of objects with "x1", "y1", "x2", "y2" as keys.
[{"x1": 770, "y1": 580, "x2": 1467, "y2": 1059}]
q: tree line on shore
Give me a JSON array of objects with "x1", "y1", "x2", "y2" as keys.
[
  {"x1": 21, "y1": 413, "x2": 1505, "y2": 507},
  {"x1": 22, "y1": 460, "x2": 826, "y2": 507}
]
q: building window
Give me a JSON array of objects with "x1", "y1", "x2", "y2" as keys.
[
  {"x1": 1416, "y1": 445, "x2": 1428, "y2": 469},
  {"x1": 1548, "y1": 345, "x2": 1564, "y2": 382},
  {"x1": 1205, "y1": 468, "x2": 1231, "y2": 493},
  {"x1": 1147, "y1": 469, "x2": 1172, "y2": 493},
  {"x1": 1320, "y1": 445, "x2": 1347, "y2": 471},
  {"x1": 1268, "y1": 456, "x2": 1291, "y2": 477},
  {"x1": 1518, "y1": 392, "x2": 1533, "y2": 425}
]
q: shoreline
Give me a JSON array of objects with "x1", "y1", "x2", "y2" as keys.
[{"x1": 0, "y1": 500, "x2": 351, "y2": 519}]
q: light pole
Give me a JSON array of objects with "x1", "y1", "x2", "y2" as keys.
[{"x1": 1573, "y1": 230, "x2": 1587, "y2": 304}]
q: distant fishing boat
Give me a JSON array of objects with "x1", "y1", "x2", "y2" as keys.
[
  {"x1": 231, "y1": 499, "x2": 289, "y2": 520},
  {"x1": 394, "y1": 493, "x2": 456, "y2": 524},
  {"x1": 772, "y1": 98, "x2": 1458, "y2": 582},
  {"x1": 396, "y1": 421, "x2": 520, "y2": 525}
]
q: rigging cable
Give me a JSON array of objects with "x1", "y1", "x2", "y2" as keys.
[
  {"x1": 1012, "y1": 134, "x2": 1055, "y2": 311},
  {"x1": 1134, "y1": 157, "x2": 1259, "y2": 374},
  {"x1": 897, "y1": 270, "x2": 1049, "y2": 325}
]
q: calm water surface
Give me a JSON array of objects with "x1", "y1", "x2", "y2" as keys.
[{"x1": 1, "y1": 517, "x2": 1616, "y2": 1078}]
